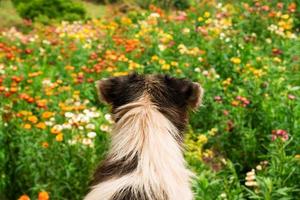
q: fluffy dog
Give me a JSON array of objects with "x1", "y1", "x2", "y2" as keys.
[{"x1": 84, "y1": 73, "x2": 203, "y2": 200}]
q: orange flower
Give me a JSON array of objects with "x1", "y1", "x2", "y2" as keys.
[
  {"x1": 36, "y1": 99, "x2": 47, "y2": 108},
  {"x1": 42, "y1": 112, "x2": 53, "y2": 119},
  {"x1": 65, "y1": 65, "x2": 74, "y2": 71},
  {"x1": 10, "y1": 87, "x2": 18, "y2": 93},
  {"x1": 36, "y1": 122, "x2": 46, "y2": 129},
  {"x1": 0, "y1": 86, "x2": 5, "y2": 92},
  {"x1": 18, "y1": 194, "x2": 30, "y2": 200},
  {"x1": 50, "y1": 125, "x2": 62, "y2": 134},
  {"x1": 56, "y1": 133, "x2": 63, "y2": 142},
  {"x1": 231, "y1": 100, "x2": 239, "y2": 107},
  {"x1": 42, "y1": 142, "x2": 49, "y2": 148},
  {"x1": 28, "y1": 115, "x2": 38, "y2": 124},
  {"x1": 38, "y1": 191, "x2": 49, "y2": 200},
  {"x1": 24, "y1": 124, "x2": 32, "y2": 129}
]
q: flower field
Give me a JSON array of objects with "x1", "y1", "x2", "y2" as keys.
[{"x1": 1, "y1": 1, "x2": 300, "y2": 199}]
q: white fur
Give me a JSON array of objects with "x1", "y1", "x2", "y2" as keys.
[{"x1": 85, "y1": 96, "x2": 194, "y2": 200}]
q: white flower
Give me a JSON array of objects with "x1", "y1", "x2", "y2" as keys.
[
  {"x1": 87, "y1": 132, "x2": 97, "y2": 138},
  {"x1": 45, "y1": 121, "x2": 53, "y2": 126},
  {"x1": 68, "y1": 139, "x2": 77, "y2": 145},
  {"x1": 149, "y1": 13, "x2": 160, "y2": 18},
  {"x1": 65, "y1": 112, "x2": 74, "y2": 118},
  {"x1": 105, "y1": 114, "x2": 112, "y2": 121},
  {"x1": 62, "y1": 123, "x2": 72, "y2": 129},
  {"x1": 194, "y1": 67, "x2": 201, "y2": 72},
  {"x1": 80, "y1": 116, "x2": 90, "y2": 123},
  {"x1": 53, "y1": 124, "x2": 63, "y2": 132},
  {"x1": 82, "y1": 138, "x2": 92, "y2": 145},
  {"x1": 265, "y1": 38, "x2": 272, "y2": 44},
  {"x1": 86, "y1": 124, "x2": 95, "y2": 130},
  {"x1": 100, "y1": 124, "x2": 110, "y2": 132},
  {"x1": 245, "y1": 181, "x2": 258, "y2": 187},
  {"x1": 182, "y1": 28, "x2": 190, "y2": 34},
  {"x1": 256, "y1": 165, "x2": 262, "y2": 171},
  {"x1": 220, "y1": 193, "x2": 226, "y2": 198},
  {"x1": 158, "y1": 44, "x2": 166, "y2": 51}
]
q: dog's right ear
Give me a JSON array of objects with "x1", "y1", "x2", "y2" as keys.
[{"x1": 164, "y1": 75, "x2": 204, "y2": 109}]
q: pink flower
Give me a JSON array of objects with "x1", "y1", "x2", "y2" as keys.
[
  {"x1": 214, "y1": 96, "x2": 222, "y2": 102},
  {"x1": 288, "y1": 94, "x2": 296, "y2": 100},
  {"x1": 272, "y1": 129, "x2": 289, "y2": 141},
  {"x1": 175, "y1": 12, "x2": 187, "y2": 21},
  {"x1": 197, "y1": 27, "x2": 208, "y2": 36},
  {"x1": 223, "y1": 110, "x2": 229, "y2": 116}
]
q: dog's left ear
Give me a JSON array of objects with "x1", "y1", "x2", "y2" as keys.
[
  {"x1": 165, "y1": 75, "x2": 204, "y2": 109},
  {"x1": 95, "y1": 76, "x2": 125, "y2": 104},
  {"x1": 95, "y1": 73, "x2": 138, "y2": 105}
]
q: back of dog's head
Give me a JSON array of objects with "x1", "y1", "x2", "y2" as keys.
[{"x1": 96, "y1": 73, "x2": 203, "y2": 131}]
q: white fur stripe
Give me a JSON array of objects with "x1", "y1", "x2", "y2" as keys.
[{"x1": 85, "y1": 96, "x2": 194, "y2": 200}]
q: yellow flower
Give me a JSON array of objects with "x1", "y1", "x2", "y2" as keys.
[
  {"x1": 161, "y1": 64, "x2": 170, "y2": 70},
  {"x1": 121, "y1": 17, "x2": 132, "y2": 25},
  {"x1": 273, "y1": 57, "x2": 282, "y2": 63},
  {"x1": 208, "y1": 128, "x2": 218, "y2": 136},
  {"x1": 203, "y1": 149, "x2": 214, "y2": 158},
  {"x1": 19, "y1": 110, "x2": 32, "y2": 116},
  {"x1": 171, "y1": 61, "x2": 178, "y2": 67},
  {"x1": 230, "y1": 57, "x2": 241, "y2": 64},
  {"x1": 281, "y1": 14, "x2": 289, "y2": 19},
  {"x1": 24, "y1": 124, "x2": 32, "y2": 129},
  {"x1": 197, "y1": 134, "x2": 208, "y2": 144},
  {"x1": 28, "y1": 115, "x2": 38, "y2": 124},
  {"x1": 222, "y1": 77, "x2": 232, "y2": 87},
  {"x1": 113, "y1": 72, "x2": 129, "y2": 76},
  {"x1": 158, "y1": 59, "x2": 166, "y2": 65},
  {"x1": 56, "y1": 133, "x2": 63, "y2": 142},
  {"x1": 204, "y1": 11, "x2": 210, "y2": 18},
  {"x1": 198, "y1": 17, "x2": 204, "y2": 22}
]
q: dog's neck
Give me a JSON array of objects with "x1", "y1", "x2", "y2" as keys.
[{"x1": 85, "y1": 96, "x2": 193, "y2": 200}]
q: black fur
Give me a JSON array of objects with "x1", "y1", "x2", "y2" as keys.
[
  {"x1": 91, "y1": 153, "x2": 138, "y2": 185},
  {"x1": 111, "y1": 186, "x2": 168, "y2": 200}
]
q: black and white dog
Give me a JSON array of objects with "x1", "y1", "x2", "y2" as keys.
[{"x1": 85, "y1": 73, "x2": 203, "y2": 200}]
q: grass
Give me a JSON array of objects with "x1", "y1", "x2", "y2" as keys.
[
  {"x1": 78, "y1": 0, "x2": 107, "y2": 19},
  {"x1": 0, "y1": 0, "x2": 23, "y2": 28}
]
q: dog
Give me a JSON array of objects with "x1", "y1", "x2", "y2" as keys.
[{"x1": 84, "y1": 73, "x2": 204, "y2": 200}]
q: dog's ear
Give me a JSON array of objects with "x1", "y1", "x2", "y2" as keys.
[
  {"x1": 95, "y1": 76, "x2": 124, "y2": 104},
  {"x1": 164, "y1": 75, "x2": 204, "y2": 109},
  {"x1": 95, "y1": 73, "x2": 138, "y2": 104}
]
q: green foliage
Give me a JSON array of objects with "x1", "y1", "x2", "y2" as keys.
[{"x1": 12, "y1": 0, "x2": 86, "y2": 23}]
